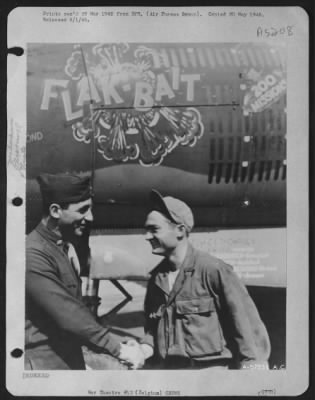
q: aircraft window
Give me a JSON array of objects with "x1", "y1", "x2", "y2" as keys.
[
  {"x1": 205, "y1": 47, "x2": 216, "y2": 69},
  {"x1": 270, "y1": 135, "x2": 277, "y2": 156},
  {"x1": 249, "y1": 162, "x2": 256, "y2": 182},
  {"x1": 271, "y1": 109, "x2": 278, "y2": 132},
  {"x1": 257, "y1": 112, "x2": 265, "y2": 133},
  {"x1": 187, "y1": 47, "x2": 197, "y2": 68},
  {"x1": 248, "y1": 48, "x2": 257, "y2": 67},
  {"x1": 273, "y1": 160, "x2": 280, "y2": 181},
  {"x1": 255, "y1": 47, "x2": 265, "y2": 68},
  {"x1": 205, "y1": 86, "x2": 212, "y2": 106},
  {"x1": 238, "y1": 48, "x2": 249, "y2": 67},
  {"x1": 263, "y1": 110, "x2": 268, "y2": 132},
  {"x1": 260, "y1": 47, "x2": 270, "y2": 68},
  {"x1": 216, "y1": 163, "x2": 222, "y2": 183},
  {"x1": 282, "y1": 111, "x2": 287, "y2": 132},
  {"x1": 225, "y1": 163, "x2": 233, "y2": 183},
  {"x1": 282, "y1": 163, "x2": 287, "y2": 180},
  {"x1": 241, "y1": 163, "x2": 248, "y2": 182},
  {"x1": 222, "y1": 108, "x2": 229, "y2": 132},
  {"x1": 231, "y1": 48, "x2": 241, "y2": 67},
  {"x1": 160, "y1": 48, "x2": 170, "y2": 68},
  {"x1": 210, "y1": 138, "x2": 216, "y2": 160},
  {"x1": 169, "y1": 48, "x2": 179, "y2": 67},
  {"x1": 222, "y1": 48, "x2": 233, "y2": 67},
  {"x1": 210, "y1": 114, "x2": 216, "y2": 133},
  {"x1": 265, "y1": 160, "x2": 273, "y2": 181},
  {"x1": 248, "y1": 114, "x2": 254, "y2": 134},
  {"x1": 214, "y1": 48, "x2": 224, "y2": 67},
  {"x1": 208, "y1": 163, "x2": 215, "y2": 184},
  {"x1": 261, "y1": 136, "x2": 267, "y2": 156},
  {"x1": 215, "y1": 85, "x2": 222, "y2": 105},
  {"x1": 245, "y1": 115, "x2": 250, "y2": 134},
  {"x1": 228, "y1": 110, "x2": 233, "y2": 134},
  {"x1": 267, "y1": 109, "x2": 273, "y2": 132},
  {"x1": 267, "y1": 136, "x2": 274, "y2": 155},
  {"x1": 232, "y1": 108, "x2": 239, "y2": 133},
  {"x1": 278, "y1": 136, "x2": 285, "y2": 153},
  {"x1": 252, "y1": 136, "x2": 259, "y2": 159},
  {"x1": 179, "y1": 47, "x2": 188, "y2": 68},
  {"x1": 258, "y1": 161, "x2": 265, "y2": 181},
  {"x1": 236, "y1": 137, "x2": 242, "y2": 160},
  {"x1": 273, "y1": 109, "x2": 278, "y2": 132},
  {"x1": 196, "y1": 47, "x2": 206, "y2": 67},
  {"x1": 270, "y1": 48, "x2": 282, "y2": 68},
  {"x1": 233, "y1": 162, "x2": 240, "y2": 183},
  {"x1": 265, "y1": 48, "x2": 275, "y2": 67},
  {"x1": 207, "y1": 133, "x2": 285, "y2": 184},
  {"x1": 223, "y1": 84, "x2": 230, "y2": 103},
  {"x1": 252, "y1": 114, "x2": 258, "y2": 133},
  {"x1": 242, "y1": 138, "x2": 250, "y2": 161},
  {"x1": 234, "y1": 81, "x2": 241, "y2": 104},
  {"x1": 275, "y1": 109, "x2": 281, "y2": 131},
  {"x1": 218, "y1": 138, "x2": 224, "y2": 160},
  {"x1": 228, "y1": 137, "x2": 234, "y2": 160}
]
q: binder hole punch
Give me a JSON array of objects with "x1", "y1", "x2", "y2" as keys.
[
  {"x1": 8, "y1": 47, "x2": 24, "y2": 56},
  {"x1": 11, "y1": 348, "x2": 23, "y2": 358},
  {"x1": 12, "y1": 197, "x2": 23, "y2": 206}
]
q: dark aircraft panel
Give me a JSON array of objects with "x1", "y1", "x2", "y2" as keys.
[{"x1": 26, "y1": 43, "x2": 286, "y2": 231}]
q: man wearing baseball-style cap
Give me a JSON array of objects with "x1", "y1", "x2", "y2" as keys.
[
  {"x1": 25, "y1": 173, "x2": 134, "y2": 370},
  {"x1": 121, "y1": 189, "x2": 271, "y2": 370}
]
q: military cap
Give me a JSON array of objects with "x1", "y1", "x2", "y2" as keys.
[
  {"x1": 150, "y1": 189, "x2": 194, "y2": 232},
  {"x1": 37, "y1": 173, "x2": 92, "y2": 205}
]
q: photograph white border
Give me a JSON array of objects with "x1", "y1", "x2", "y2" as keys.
[{"x1": 7, "y1": 6, "x2": 309, "y2": 396}]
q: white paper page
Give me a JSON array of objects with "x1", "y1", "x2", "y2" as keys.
[{"x1": 7, "y1": 6, "x2": 308, "y2": 396}]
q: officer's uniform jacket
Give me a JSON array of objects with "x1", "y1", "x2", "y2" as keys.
[
  {"x1": 141, "y1": 243, "x2": 271, "y2": 369},
  {"x1": 25, "y1": 223, "x2": 121, "y2": 370}
]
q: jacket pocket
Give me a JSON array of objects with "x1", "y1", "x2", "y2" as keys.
[{"x1": 175, "y1": 296, "x2": 223, "y2": 357}]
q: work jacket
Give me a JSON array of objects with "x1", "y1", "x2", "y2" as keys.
[
  {"x1": 141, "y1": 244, "x2": 271, "y2": 369},
  {"x1": 25, "y1": 223, "x2": 121, "y2": 370}
]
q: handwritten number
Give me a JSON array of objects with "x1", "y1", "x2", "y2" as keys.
[
  {"x1": 257, "y1": 25, "x2": 294, "y2": 37},
  {"x1": 287, "y1": 25, "x2": 294, "y2": 36},
  {"x1": 257, "y1": 27, "x2": 263, "y2": 37}
]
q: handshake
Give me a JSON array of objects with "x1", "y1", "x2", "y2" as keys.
[{"x1": 119, "y1": 339, "x2": 153, "y2": 370}]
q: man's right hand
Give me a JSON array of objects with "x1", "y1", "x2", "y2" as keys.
[{"x1": 119, "y1": 340, "x2": 153, "y2": 369}]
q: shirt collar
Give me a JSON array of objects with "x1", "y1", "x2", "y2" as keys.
[
  {"x1": 151, "y1": 242, "x2": 196, "y2": 277},
  {"x1": 36, "y1": 221, "x2": 64, "y2": 248},
  {"x1": 180, "y1": 242, "x2": 196, "y2": 273}
]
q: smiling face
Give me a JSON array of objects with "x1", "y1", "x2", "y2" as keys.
[
  {"x1": 57, "y1": 198, "x2": 93, "y2": 241},
  {"x1": 144, "y1": 211, "x2": 180, "y2": 257}
]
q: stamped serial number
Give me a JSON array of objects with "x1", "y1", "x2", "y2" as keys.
[
  {"x1": 257, "y1": 25, "x2": 294, "y2": 37},
  {"x1": 23, "y1": 372, "x2": 50, "y2": 378}
]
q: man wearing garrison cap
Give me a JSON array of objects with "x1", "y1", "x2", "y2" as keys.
[
  {"x1": 25, "y1": 173, "x2": 132, "y2": 370},
  {"x1": 121, "y1": 190, "x2": 271, "y2": 370}
]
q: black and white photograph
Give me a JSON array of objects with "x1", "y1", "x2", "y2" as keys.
[{"x1": 6, "y1": 6, "x2": 309, "y2": 396}]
